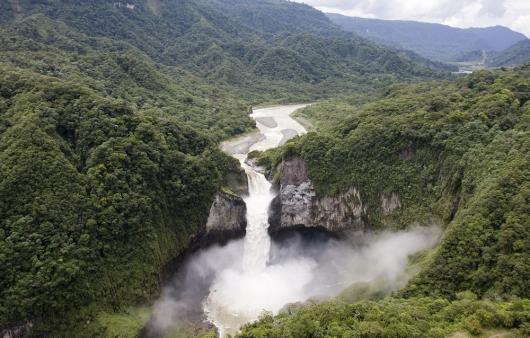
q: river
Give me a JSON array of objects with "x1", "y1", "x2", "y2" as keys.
[
  {"x1": 148, "y1": 104, "x2": 440, "y2": 338},
  {"x1": 205, "y1": 104, "x2": 309, "y2": 336}
]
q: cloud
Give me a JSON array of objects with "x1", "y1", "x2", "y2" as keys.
[
  {"x1": 298, "y1": 0, "x2": 530, "y2": 37},
  {"x1": 479, "y1": 0, "x2": 507, "y2": 17},
  {"x1": 147, "y1": 226, "x2": 441, "y2": 337}
]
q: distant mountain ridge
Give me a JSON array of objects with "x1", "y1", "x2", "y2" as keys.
[
  {"x1": 0, "y1": 0, "x2": 454, "y2": 98},
  {"x1": 327, "y1": 13, "x2": 527, "y2": 62},
  {"x1": 488, "y1": 39, "x2": 530, "y2": 67}
]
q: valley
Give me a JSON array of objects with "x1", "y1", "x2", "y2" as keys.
[
  {"x1": 0, "y1": 1, "x2": 529, "y2": 338},
  {"x1": 147, "y1": 106, "x2": 442, "y2": 338}
]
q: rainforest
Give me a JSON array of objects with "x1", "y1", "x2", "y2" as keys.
[{"x1": 0, "y1": 1, "x2": 528, "y2": 338}]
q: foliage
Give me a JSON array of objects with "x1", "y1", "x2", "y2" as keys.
[
  {"x1": 95, "y1": 307, "x2": 151, "y2": 338},
  {"x1": 0, "y1": 14, "x2": 254, "y2": 141},
  {"x1": 264, "y1": 65, "x2": 530, "y2": 299},
  {"x1": 0, "y1": 63, "x2": 245, "y2": 334},
  {"x1": 238, "y1": 297, "x2": 530, "y2": 338}
]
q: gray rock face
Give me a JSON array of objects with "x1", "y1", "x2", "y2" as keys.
[
  {"x1": 224, "y1": 168, "x2": 249, "y2": 196},
  {"x1": 381, "y1": 193, "x2": 401, "y2": 216},
  {"x1": 268, "y1": 156, "x2": 367, "y2": 234},
  {"x1": 205, "y1": 191, "x2": 247, "y2": 242},
  {"x1": 1, "y1": 321, "x2": 33, "y2": 338}
]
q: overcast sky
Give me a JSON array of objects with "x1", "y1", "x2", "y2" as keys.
[{"x1": 296, "y1": 0, "x2": 530, "y2": 37}]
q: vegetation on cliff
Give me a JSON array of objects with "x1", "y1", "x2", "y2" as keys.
[
  {"x1": 0, "y1": 62, "x2": 249, "y2": 335},
  {"x1": 267, "y1": 65, "x2": 530, "y2": 297},
  {"x1": 239, "y1": 296, "x2": 530, "y2": 337},
  {"x1": 2, "y1": 0, "x2": 528, "y2": 337},
  {"x1": 246, "y1": 64, "x2": 530, "y2": 336}
]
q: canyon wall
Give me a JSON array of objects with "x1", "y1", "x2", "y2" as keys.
[
  {"x1": 204, "y1": 190, "x2": 247, "y2": 243},
  {"x1": 268, "y1": 156, "x2": 402, "y2": 235}
]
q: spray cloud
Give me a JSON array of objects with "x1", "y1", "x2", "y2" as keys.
[{"x1": 148, "y1": 225, "x2": 441, "y2": 336}]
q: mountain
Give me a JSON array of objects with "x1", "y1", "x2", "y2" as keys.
[
  {"x1": 466, "y1": 25, "x2": 528, "y2": 50},
  {"x1": 0, "y1": 0, "x2": 453, "y2": 102},
  {"x1": 0, "y1": 0, "x2": 459, "y2": 336},
  {"x1": 244, "y1": 63, "x2": 530, "y2": 337},
  {"x1": 488, "y1": 39, "x2": 530, "y2": 67},
  {"x1": 327, "y1": 13, "x2": 528, "y2": 62}
]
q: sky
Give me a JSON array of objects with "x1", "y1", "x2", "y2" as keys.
[{"x1": 296, "y1": 0, "x2": 530, "y2": 37}]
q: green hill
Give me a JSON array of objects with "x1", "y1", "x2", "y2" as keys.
[
  {"x1": 488, "y1": 39, "x2": 530, "y2": 67},
  {"x1": 0, "y1": 0, "x2": 453, "y2": 100},
  {"x1": 247, "y1": 64, "x2": 530, "y2": 337},
  {"x1": 328, "y1": 13, "x2": 528, "y2": 62}
]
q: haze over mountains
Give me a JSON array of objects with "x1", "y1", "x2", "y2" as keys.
[
  {"x1": 328, "y1": 13, "x2": 530, "y2": 64},
  {"x1": 488, "y1": 39, "x2": 530, "y2": 67}
]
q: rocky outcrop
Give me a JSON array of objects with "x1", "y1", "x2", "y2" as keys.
[
  {"x1": 1, "y1": 321, "x2": 32, "y2": 338},
  {"x1": 381, "y1": 193, "x2": 401, "y2": 216},
  {"x1": 224, "y1": 168, "x2": 249, "y2": 196},
  {"x1": 204, "y1": 190, "x2": 247, "y2": 243},
  {"x1": 268, "y1": 156, "x2": 367, "y2": 235}
]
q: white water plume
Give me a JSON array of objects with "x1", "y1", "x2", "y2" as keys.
[
  {"x1": 241, "y1": 165, "x2": 273, "y2": 271},
  {"x1": 148, "y1": 105, "x2": 442, "y2": 337},
  {"x1": 204, "y1": 105, "x2": 309, "y2": 336}
]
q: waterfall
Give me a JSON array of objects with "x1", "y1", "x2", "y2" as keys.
[
  {"x1": 203, "y1": 105, "x2": 308, "y2": 337},
  {"x1": 241, "y1": 163, "x2": 274, "y2": 271},
  {"x1": 149, "y1": 106, "x2": 442, "y2": 338}
]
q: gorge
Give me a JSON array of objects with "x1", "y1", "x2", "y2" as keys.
[
  {"x1": 1, "y1": 1, "x2": 529, "y2": 337},
  {"x1": 146, "y1": 105, "x2": 442, "y2": 337}
]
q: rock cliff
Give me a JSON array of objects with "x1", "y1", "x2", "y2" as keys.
[
  {"x1": 204, "y1": 190, "x2": 247, "y2": 243},
  {"x1": 0, "y1": 321, "x2": 32, "y2": 338},
  {"x1": 268, "y1": 156, "x2": 367, "y2": 234}
]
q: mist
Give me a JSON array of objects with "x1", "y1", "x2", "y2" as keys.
[{"x1": 146, "y1": 225, "x2": 441, "y2": 337}]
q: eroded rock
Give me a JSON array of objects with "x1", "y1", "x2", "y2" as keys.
[
  {"x1": 381, "y1": 193, "x2": 401, "y2": 216},
  {"x1": 204, "y1": 191, "x2": 247, "y2": 243},
  {"x1": 268, "y1": 156, "x2": 367, "y2": 235}
]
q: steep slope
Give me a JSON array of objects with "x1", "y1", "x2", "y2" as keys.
[
  {"x1": 0, "y1": 61, "x2": 248, "y2": 335},
  {"x1": 0, "y1": 0, "x2": 451, "y2": 101},
  {"x1": 328, "y1": 13, "x2": 527, "y2": 62},
  {"x1": 261, "y1": 64, "x2": 530, "y2": 296},
  {"x1": 244, "y1": 64, "x2": 530, "y2": 337},
  {"x1": 488, "y1": 39, "x2": 530, "y2": 67},
  {"x1": 202, "y1": 0, "x2": 344, "y2": 37},
  {"x1": 468, "y1": 26, "x2": 528, "y2": 50},
  {"x1": 0, "y1": 13, "x2": 254, "y2": 139},
  {"x1": 0, "y1": 0, "x2": 462, "y2": 336}
]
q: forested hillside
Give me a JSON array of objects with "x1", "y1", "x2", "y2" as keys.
[
  {"x1": 272, "y1": 65, "x2": 530, "y2": 297},
  {"x1": 245, "y1": 64, "x2": 530, "y2": 336},
  {"x1": 0, "y1": 0, "x2": 459, "y2": 336},
  {"x1": 328, "y1": 13, "x2": 527, "y2": 62},
  {"x1": 488, "y1": 39, "x2": 530, "y2": 67},
  {"x1": 0, "y1": 0, "x2": 453, "y2": 102},
  {"x1": 0, "y1": 61, "x2": 249, "y2": 335}
]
